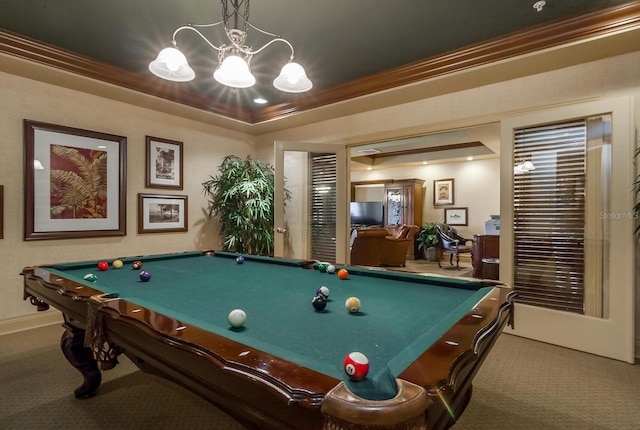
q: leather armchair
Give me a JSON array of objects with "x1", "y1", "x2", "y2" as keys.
[
  {"x1": 349, "y1": 227, "x2": 389, "y2": 266},
  {"x1": 380, "y1": 224, "x2": 419, "y2": 267},
  {"x1": 435, "y1": 223, "x2": 472, "y2": 270}
]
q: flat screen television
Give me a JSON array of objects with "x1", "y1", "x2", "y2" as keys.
[{"x1": 350, "y1": 201, "x2": 384, "y2": 227}]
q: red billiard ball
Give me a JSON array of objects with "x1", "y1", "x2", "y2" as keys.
[
  {"x1": 343, "y1": 352, "x2": 369, "y2": 381},
  {"x1": 97, "y1": 261, "x2": 109, "y2": 271},
  {"x1": 139, "y1": 270, "x2": 151, "y2": 282},
  {"x1": 132, "y1": 260, "x2": 143, "y2": 270},
  {"x1": 337, "y1": 269, "x2": 349, "y2": 280}
]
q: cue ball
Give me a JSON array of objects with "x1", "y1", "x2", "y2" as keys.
[
  {"x1": 312, "y1": 294, "x2": 327, "y2": 311},
  {"x1": 345, "y1": 296, "x2": 360, "y2": 313},
  {"x1": 112, "y1": 259, "x2": 124, "y2": 269},
  {"x1": 83, "y1": 273, "x2": 97, "y2": 282},
  {"x1": 228, "y1": 309, "x2": 247, "y2": 328},
  {"x1": 343, "y1": 352, "x2": 369, "y2": 381},
  {"x1": 236, "y1": 256, "x2": 245, "y2": 264},
  {"x1": 97, "y1": 261, "x2": 109, "y2": 271},
  {"x1": 316, "y1": 286, "x2": 330, "y2": 298},
  {"x1": 139, "y1": 270, "x2": 151, "y2": 282},
  {"x1": 337, "y1": 269, "x2": 349, "y2": 280},
  {"x1": 132, "y1": 260, "x2": 143, "y2": 270},
  {"x1": 326, "y1": 264, "x2": 336, "y2": 274}
]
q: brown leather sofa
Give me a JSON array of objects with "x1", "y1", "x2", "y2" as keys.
[
  {"x1": 349, "y1": 224, "x2": 419, "y2": 267},
  {"x1": 349, "y1": 227, "x2": 388, "y2": 266},
  {"x1": 380, "y1": 224, "x2": 419, "y2": 267}
]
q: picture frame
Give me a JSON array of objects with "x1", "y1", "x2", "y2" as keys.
[
  {"x1": 137, "y1": 193, "x2": 188, "y2": 234},
  {"x1": 434, "y1": 178, "x2": 455, "y2": 206},
  {"x1": 24, "y1": 120, "x2": 127, "y2": 240},
  {"x1": 444, "y1": 207, "x2": 468, "y2": 226},
  {"x1": 145, "y1": 136, "x2": 183, "y2": 189},
  {"x1": 0, "y1": 185, "x2": 3, "y2": 239}
]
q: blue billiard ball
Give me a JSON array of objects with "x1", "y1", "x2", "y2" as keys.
[
  {"x1": 236, "y1": 256, "x2": 245, "y2": 264},
  {"x1": 139, "y1": 270, "x2": 151, "y2": 282}
]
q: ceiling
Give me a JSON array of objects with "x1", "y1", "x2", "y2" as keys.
[
  {"x1": 0, "y1": 0, "x2": 634, "y2": 121},
  {"x1": 0, "y1": 1, "x2": 638, "y2": 167}
]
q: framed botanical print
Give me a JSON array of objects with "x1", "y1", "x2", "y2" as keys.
[
  {"x1": 434, "y1": 178, "x2": 455, "y2": 206},
  {"x1": 137, "y1": 193, "x2": 188, "y2": 234},
  {"x1": 23, "y1": 120, "x2": 127, "y2": 240},
  {"x1": 146, "y1": 136, "x2": 183, "y2": 189}
]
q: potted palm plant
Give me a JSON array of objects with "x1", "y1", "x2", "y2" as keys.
[
  {"x1": 202, "y1": 155, "x2": 283, "y2": 256},
  {"x1": 416, "y1": 222, "x2": 439, "y2": 261}
]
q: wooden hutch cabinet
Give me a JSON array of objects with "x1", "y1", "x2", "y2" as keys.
[
  {"x1": 383, "y1": 179, "x2": 424, "y2": 227},
  {"x1": 471, "y1": 234, "x2": 500, "y2": 279}
]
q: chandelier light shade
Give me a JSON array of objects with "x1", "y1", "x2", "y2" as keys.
[
  {"x1": 273, "y1": 62, "x2": 312, "y2": 93},
  {"x1": 213, "y1": 54, "x2": 256, "y2": 88},
  {"x1": 148, "y1": 0, "x2": 312, "y2": 93}
]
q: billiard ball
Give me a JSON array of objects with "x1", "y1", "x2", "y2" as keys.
[
  {"x1": 228, "y1": 309, "x2": 247, "y2": 328},
  {"x1": 318, "y1": 263, "x2": 328, "y2": 273},
  {"x1": 112, "y1": 259, "x2": 124, "y2": 269},
  {"x1": 326, "y1": 264, "x2": 336, "y2": 274},
  {"x1": 345, "y1": 296, "x2": 360, "y2": 313},
  {"x1": 132, "y1": 260, "x2": 143, "y2": 270},
  {"x1": 312, "y1": 294, "x2": 327, "y2": 311},
  {"x1": 97, "y1": 261, "x2": 109, "y2": 271},
  {"x1": 343, "y1": 352, "x2": 369, "y2": 381},
  {"x1": 83, "y1": 273, "x2": 97, "y2": 282},
  {"x1": 139, "y1": 270, "x2": 151, "y2": 282},
  {"x1": 316, "y1": 286, "x2": 330, "y2": 299},
  {"x1": 236, "y1": 256, "x2": 245, "y2": 264},
  {"x1": 337, "y1": 269, "x2": 349, "y2": 280}
]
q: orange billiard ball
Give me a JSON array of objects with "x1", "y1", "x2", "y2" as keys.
[{"x1": 337, "y1": 268, "x2": 349, "y2": 280}]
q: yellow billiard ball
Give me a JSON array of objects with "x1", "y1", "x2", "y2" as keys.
[{"x1": 112, "y1": 259, "x2": 124, "y2": 269}]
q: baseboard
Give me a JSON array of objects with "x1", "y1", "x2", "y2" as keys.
[{"x1": 0, "y1": 311, "x2": 63, "y2": 336}]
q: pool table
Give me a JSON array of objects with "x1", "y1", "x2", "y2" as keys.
[{"x1": 22, "y1": 250, "x2": 514, "y2": 430}]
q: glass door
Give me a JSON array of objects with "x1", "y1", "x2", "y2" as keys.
[
  {"x1": 500, "y1": 96, "x2": 635, "y2": 363},
  {"x1": 273, "y1": 141, "x2": 348, "y2": 264}
]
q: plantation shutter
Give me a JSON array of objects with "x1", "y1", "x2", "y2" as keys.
[
  {"x1": 513, "y1": 120, "x2": 586, "y2": 314},
  {"x1": 310, "y1": 153, "x2": 337, "y2": 262}
]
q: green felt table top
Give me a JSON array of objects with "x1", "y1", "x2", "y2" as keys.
[{"x1": 51, "y1": 251, "x2": 494, "y2": 399}]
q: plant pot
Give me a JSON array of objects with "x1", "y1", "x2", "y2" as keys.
[{"x1": 425, "y1": 247, "x2": 437, "y2": 262}]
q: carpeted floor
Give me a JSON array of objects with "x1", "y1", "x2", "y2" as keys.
[{"x1": 1, "y1": 323, "x2": 639, "y2": 429}]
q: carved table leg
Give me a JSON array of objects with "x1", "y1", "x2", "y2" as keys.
[{"x1": 60, "y1": 323, "x2": 102, "y2": 399}]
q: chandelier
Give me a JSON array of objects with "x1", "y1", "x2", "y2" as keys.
[{"x1": 149, "y1": 0, "x2": 312, "y2": 93}]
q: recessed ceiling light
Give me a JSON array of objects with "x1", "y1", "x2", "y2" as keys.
[
  {"x1": 366, "y1": 167, "x2": 373, "y2": 171},
  {"x1": 422, "y1": 161, "x2": 428, "y2": 165},
  {"x1": 467, "y1": 156, "x2": 474, "y2": 161},
  {"x1": 253, "y1": 97, "x2": 268, "y2": 104}
]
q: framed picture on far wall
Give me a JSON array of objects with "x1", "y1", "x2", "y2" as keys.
[
  {"x1": 23, "y1": 119, "x2": 127, "y2": 240},
  {"x1": 145, "y1": 136, "x2": 183, "y2": 190},
  {"x1": 137, "y1": 193, "x2": 188, "y2": 234},
  {"x1": 444, "y1": 207, "x2": 468, "y2": 226},
  {"x1": 433, "y1": 178, "x2": 454, "y2": 206}
]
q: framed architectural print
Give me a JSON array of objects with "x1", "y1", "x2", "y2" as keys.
[
  {"x1": 434, "y1": 178, "x2": 455, "y2": 206},
  {"x1": 145, "y1": 136, "x2": 183, "y2": 189},
  {"x1": 137, "y1": 193, "x2": 188, "y2": 234},
  {"x1": 444, "y1": 207, "x2": 468, "y2": 226},
  {"x1": 23, "y1": 120, "x2": 127, "y2": 240}
]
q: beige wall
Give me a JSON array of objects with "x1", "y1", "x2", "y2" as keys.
[{"x1": 0, "y1": 70, "x2": 254, "y2": 325}]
